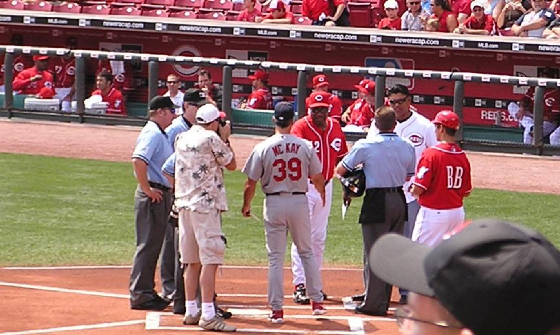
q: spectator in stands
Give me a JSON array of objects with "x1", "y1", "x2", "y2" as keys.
[
  {"x1": 237, "y1": 0, "x2": 262, "y2": 22},
  {"x1": 164, "y1": 74, "x2": 184, "y2": 115},
  {"x1": 379, "y1": 0, "x2": 402, "y2": 29},
  {"x1": 256, "y1": 0, "x2": 294, "y2": 23},
  {"x1": 306, "y1": 74, "x2": 343, "y2": 122},
  {"x1": 495, "y1": 0, "x2": 531, "y2": 29},
  {"x1": 303, "y1": 0, "x2": 349, "y2": 26},
  {"x1": 0, "y1": 34, "x2": 32, "y2": 93},
  {"x1": 511, "y1": 0, "x2": 556, "y2": 37},
  {"x1": 370, "y1": 219, "x2": 560, "y2": 335},
  {"x1": 341, "y1": 79, "x2": 375, "y2": 131},
  {"x1": 196, "y1": 68, "x2": 223, "y2": 109},
  {"x1": 402, "y1": 0, "x2": 429, "y2": 31},
  {"x1": 428, "y1": 0, "x2": 458, "y2": 32},
  {"x1": 12, "y1": 55, "x2": 55, "y2": 98},
  {"x1": 50, "y1": 37, "x2": 77, "y2": 113},
  {"x1": 453, "y1": 0, "x2": 497, "y2": 34},
  {"x1": 90, "y1": 71, "x2": 126, "y2": 115},
  {"x1": 543, "y1": 17, "x2": 560, "y2": 38},
  {"x1": 243, "y1": 69, "x2": 273, "y2": 110},
  {"x1": 451, "y1": 0, "x2": 471, "y2": 23}
]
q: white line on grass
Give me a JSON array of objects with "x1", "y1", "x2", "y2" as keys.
[
  {"x1": 3, "y1": 265, "x2": 361, "y2": 271},
  {"x1": 0, "y1": 320, "x2": 144, "y2": 335},
  {"x1": 0, "y1": 281, "x2": 129, "y2": 299}
]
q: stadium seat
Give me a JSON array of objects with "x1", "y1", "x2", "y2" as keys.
[
  {"x1": 174, "y1": 0, "x2": 203, "y2": 9},
  {"x1": 202, "y1": 0, "x2": 233, "y2": 11},
  {"x1": 0, "y1": 0, "x2": 24, "y2": 9},
  {"x1": 225, "y1": 9, "x2": 240, "y2": 20},
  {"x1": 141, "y1": 4, "x2": 169, "y2": 15},
  {"x1": 24, "y1": 0, "x2": 53, "y2": 11},
  {"x1": 198, "y1": 9, "x2": 226, "y2": 19},
  {"x1": 109, "y1": 4, "x2": 141, "y2": 14},
  {"x1": 168, "y1": 7, "x2": 198, "y2": 17},
  {"x1": 231, "y1": 1, "x2": 243, "y2": 11},
  {"x1": 54, "y1": 2, "x2": 82, "y2": 13},
  {"x1": 290, "y1": 0, "x2": 302, "y2": 14},
  {"x1": 112, "y1": 0, "x2": 144, "y2": 4},
  {"x1": 145, "y1": 0, "x2": 173, "y2": 5},
  {"x1": 81, "y1": 3, "x2": 110, "y2": 14},
  {"x1": 293, "y1": 16, "x2": 312, "y2": 24},
  {"x1": 348, "y1": 2, "x2": 372, "y2": 27}
]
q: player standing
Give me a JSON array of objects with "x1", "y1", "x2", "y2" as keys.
[
  {"x1": 290, "y1": 91, "x2": 348, "y2": 304},
  {"x1": 410, "y1": 110, "x2": 472, "y2": 246},
  {"x1": 241, "y1": 102, "x2": 327, "y2": 323}
]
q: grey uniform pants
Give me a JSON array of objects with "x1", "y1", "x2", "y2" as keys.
[
  {"x1": 264, "y1": 194, "x2": 323, "y2": 310},
  {"x1": 360, "y1": 192, "x2": 406, "y2": 313},
  {"x1": 160, "y1": 220, "x2": 176, "y2": 299},
  {"x1": 129, "y1": 185, "x2": 172, "y2": 305}
]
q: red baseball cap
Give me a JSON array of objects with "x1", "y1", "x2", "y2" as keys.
[
  {"x1": 268, "y1": 0, "x2": 285, "y2": 11},
  {"x1": 248, "y1": 69, "x2": 269, "y2": 81},
  {"x1": 307, "y1": 91, "x2": 331, "y2": 109},
  {"x1": 33, "y1": 55, "x2": 49, "y2": 61},
  {"x1": 37, "y1": 87, "x2": 55, "y2": 99},
  {"x1": 354, "y1": 79, "x2": 371, "y2": 91},
  {"x1": 357, "y1": 80, "x2": 375, "y2": 95},
  {"x1": 312, "y1": 74, "x2": 329, "y2": 88},
  {"x1": 432, "y1": 110, "x2": 460, "y2": 130}
]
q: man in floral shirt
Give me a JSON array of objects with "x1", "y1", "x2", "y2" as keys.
[{"x1": 174, "y1": 104, "x2": 237, "y2": 332}]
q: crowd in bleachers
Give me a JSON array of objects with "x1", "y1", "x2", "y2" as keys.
[{"x1": 0, "y1": 0, "x2": 559, "y2": 37}]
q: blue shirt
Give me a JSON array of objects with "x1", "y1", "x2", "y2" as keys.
[
  {"x1": 165, "y1": 116, "x2": 191, "y2": 148},
  {"x1": 162, "y1": 153, "x2": 176, "y2": 177},
  {"x1": 132, "y1": 120, "x2": 173, "y2": 187},
  {"x1": 342, "y1": 133, "x2": 416, "y2": 189}
]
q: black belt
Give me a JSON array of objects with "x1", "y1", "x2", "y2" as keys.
[
  {"x1": 266, "y1": 192, "x2": 306, "y2": 196},
  {"x1": 149, "y1": 181, "x2": 170, "y2": 192},
  {"x1": 368, "y1": 186, "x2": 402, "y2": 193}
]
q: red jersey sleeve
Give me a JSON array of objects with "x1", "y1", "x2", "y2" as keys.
[
  {"x1": 413, "y1": 149, "x2": 433, "y2": 191},
  {"x1": 247, "y1": 91, "x2": 265, "y2": 109},
  {"x1": 329, "y1": 95, "x2": 342, "y2": 121},
  {"x1": 12, "y1": 69, "x2": 32, "y2": 91}
]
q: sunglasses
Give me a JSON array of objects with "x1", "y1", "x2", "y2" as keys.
[
  {"x1": 408, "y1": 1, "x2": 420, "y2": 4},
  {"x1": 389, "y1": 97, "x2": 408, "y2": 105},
  {"x1": 167, "y1": 81, "x2": 178, "y2": 84}
]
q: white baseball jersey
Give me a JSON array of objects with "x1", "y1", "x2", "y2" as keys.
[{"x1": 367, "y1": 110, "x2": 437, "y2": 203}]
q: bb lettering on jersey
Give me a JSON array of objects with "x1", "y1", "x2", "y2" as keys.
[{"x1": 446, "y1": 165, "x2": 464, "y2": 189}]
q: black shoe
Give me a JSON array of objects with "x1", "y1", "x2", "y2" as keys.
[
  {"x1": 216, "y1": 306, "x2": 232, "y2": 319},
  {"x1": 354, "y1": 304, "x2": 387, "y2": 316},
  {"x1": 321, "y1": 290, "x2": 328, "y2": 300},
  {"x1": 131, "y1": 296, "x2": 170, "y2": 311},
  {"x1": 173, "y1": 299, "x2": 186, "y2": 315},
  {"x1": 293, "y1": 284, "x2": 310, "y2": 305},
  {"x1": 351, "y1": 294, "x2": 365, "y2": 302},
  {"x1": 399, "y1": 295, "x2": 408, "y2": 305}
]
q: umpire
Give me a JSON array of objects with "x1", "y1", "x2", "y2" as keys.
[
  {"x1": 335, "y1": 106, "x2": 415, "y2": 316},
  {"x1": 130, "y1": 96, "x2": 176, "y2": 310}
]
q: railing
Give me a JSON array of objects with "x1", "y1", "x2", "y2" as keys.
[{"x1": 2, "y1": 45, "x2": 560, "y2": 155}]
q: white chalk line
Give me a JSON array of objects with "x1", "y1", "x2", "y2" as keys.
[
  {"x1": 0, "y1": 320, "x2": 145, "y2": 335},
  {"x1": 0, "y1": 281, "x2": 129, "y2": 299},
  {"x1": 3, "y1": 265, "x2": 361, "y2": 271}
]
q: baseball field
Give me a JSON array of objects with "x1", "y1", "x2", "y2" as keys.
[{"x1": 1, "y1": 118, "x2": 559, "y2": 335}]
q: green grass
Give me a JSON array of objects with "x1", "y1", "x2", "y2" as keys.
[{"x1": 0, "y1": 153, "x2": 559, "y2": 266}]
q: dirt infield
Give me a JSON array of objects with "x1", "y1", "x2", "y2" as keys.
[
  {"x1": 0, "y1": 118, "x2": 559, "y2": 194},
  {"x1": 0, "y1": 117, "x2": 559, "y2": 335}
]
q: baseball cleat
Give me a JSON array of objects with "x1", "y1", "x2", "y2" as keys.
[
  {"x1": 183, "y1": 311, "x2": 201, "y2": 325},
  {"x1": 198, "y1": 315, "x2": 236, "y2": 332},
  {"x1": 311, "y1": 301, "x2": 327, "y2": 315},
  {"x1": 270, "y1": 309, "x2": 284, "y2": 324},
  {"x1": 293, "y1": 284, "x2": 310, "y2": 305}
]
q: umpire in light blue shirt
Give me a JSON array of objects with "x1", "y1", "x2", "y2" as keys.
[
  {"x1": 130, "y1": 96, "x2": 176, "y2": 311},
  {"x1": 335, "y1": 106, "x2": 415, "y2": 317}
]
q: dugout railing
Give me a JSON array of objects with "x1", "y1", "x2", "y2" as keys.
[{"x1": 1, "y1": 45, "x2": 560, "y2": 156}]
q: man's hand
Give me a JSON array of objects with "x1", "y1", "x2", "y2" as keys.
[
  {"x1": 144, "y1": 187, "x2": 163, "y2": 203},
  {"x1": 341, "y1": 111, "x2": 351, "y2": 123},
  {"x1": 30, "y1": 74, "x2": 42, "y2": 82},
  {"x1": 241, "y1": 203, "x2": 251, "y2": 217},
  {"x1": 219, "y1": 120, "x2": 232, "y2": 142}
]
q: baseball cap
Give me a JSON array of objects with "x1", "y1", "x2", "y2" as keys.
[
  {"x1": 312, "y1": 74, "x2": 329, "y2": 88},
  {"x1": 384, "y1": 0, "x2": 399, "y2": 9},
  {"x1": 248, "y1": 69, "x2": 269, "y2": 82},
  {"x1": 370, "y1": 219, "x2": 560, "y2": 335},
  {"x1": 268, "y1": 0, "x2": 285, "y2": 11},
  {"x1": 149, "y1": 96, "x2": 175, "y2": 110},
  {"x1": 432, "y1": 110, "x2": 460, "y2": 130},
  {"x1": 470, "y1": 0, "x2": 488, "y2": 11},
  {"x1": 357, "y1": 80, "x2": 376, "y2": 95},
  {"x1": 183, "y1": 88, "x2": 207, "y2": 106},
  {"x1": 306, "y1": 91, "x2": 331, "y2": 109},
  {"x1": 274, "y1": 101, "x2": 294, "y2": 121},
  {"x1": 353, "y1": 79, "x2": 370, "y2": 91},
  {"x1": 196, "y1": 103, "x2": 221, "y2": 124},
  {"x1": 33, "y1": 55, "x2": 49, "y2": 61}
]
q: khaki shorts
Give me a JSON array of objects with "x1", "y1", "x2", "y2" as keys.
[{"x1": 178, "y1": 208, "x2": 225, "y2": 265}]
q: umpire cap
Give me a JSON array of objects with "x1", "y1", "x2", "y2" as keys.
[
  {"x1": 339, "y1": 167, "x2": 366, "y2": 197},
  {"x1": 149, "y1": 96, "x2": 174, "y2": 110}
]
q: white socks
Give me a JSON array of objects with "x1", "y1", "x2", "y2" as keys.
[
  {"x1": 201, "y1": 302, "x2": 216, "y2": 320},
  {"x1": 186, "y1": 300, "x2": 199, "y2": 317}
]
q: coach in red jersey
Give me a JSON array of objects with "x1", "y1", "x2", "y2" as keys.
[
  {"x1": 246, "y1": 69, "x2": 273, "y2": 110},
  {"x1": 12, "y1": 55, "x2": 54, "y2": 97},
  {"x1": 90, "y1": 71, "x2": 126, "y2": 115},
  {"x1": 410, "y1": 110, "x2": 471, "y2": 247},
  {"x1": 289, "y1": 91, "x2": 348, "y2": 304}
]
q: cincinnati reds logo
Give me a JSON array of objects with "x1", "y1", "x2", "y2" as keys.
[
  {"x1": 314, "y1": 94, "x2": 324, "y2": 102},
  {"x1": 318, "y1": 76, "x2": 325, "y2": 82},
  {"x1": 330, "y1": 138, "x2": 342, "y2": 152},
  {"x1": 115, "y1": 73, "x2": 125, "y2": 83},
  {"x1": 44, "y1": 81, "x2": 52, "y2": 88},
  {"x1": 172, "y1": 45, "x2": 201, "y2": 77},
  {"x1": 66, "y1": 66, "x2": 75, "y2": 76},
  {"x1": 408, "y1": 133, "x2": 424, "y2": 146},
  {"x1": 545, "y1": 97, "x2": 556, "y2": 107},
  {"x1": 14, "y1": 62, "x2": 24, "y2": 72}
]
